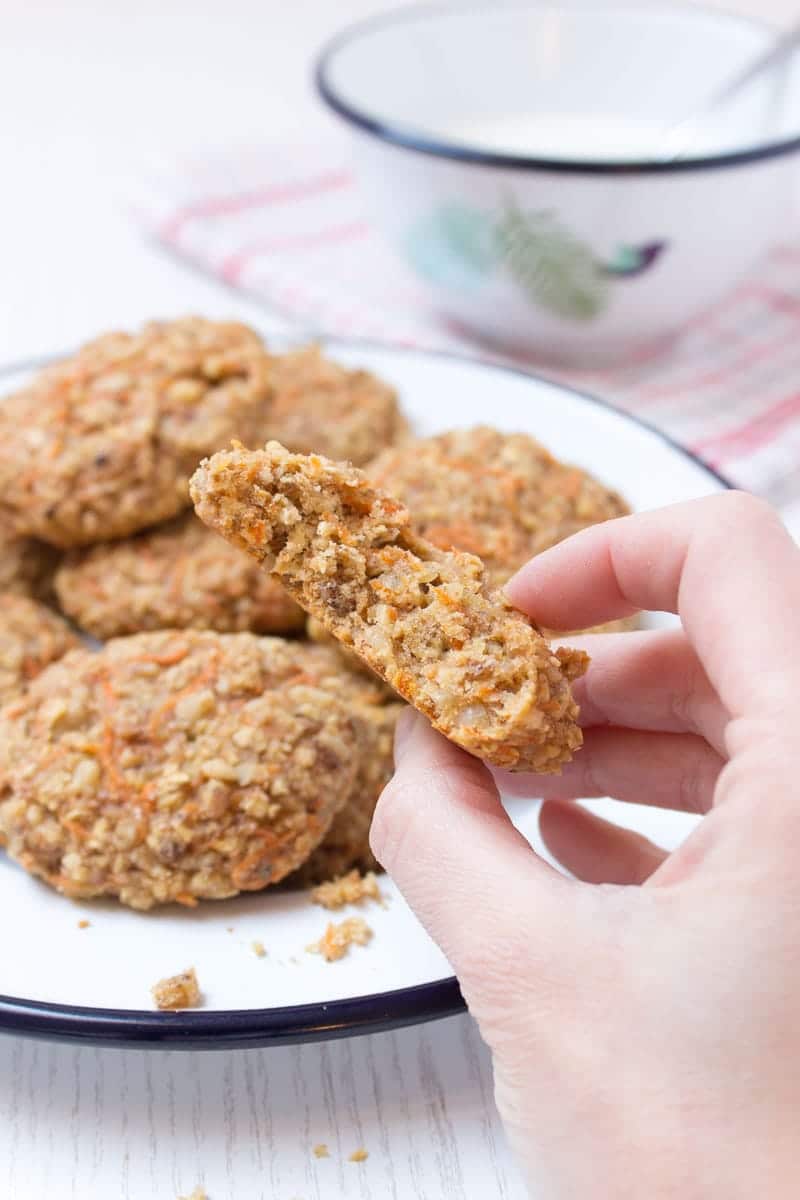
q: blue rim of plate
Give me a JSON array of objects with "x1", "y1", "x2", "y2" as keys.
[
  {"x1": 316, "y1": 0, "x2": 800, "y2": 176},
  {"x1": 0, "y1": 340, "x2": 731, "y2": 1048}
]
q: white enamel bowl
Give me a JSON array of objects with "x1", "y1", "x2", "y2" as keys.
[
  {"x1": 317, "y1": 1, "x2": 800, "y2": 365},
  {"x1": 0, "y1": 341, "x2": 727, "y2": 1047}
]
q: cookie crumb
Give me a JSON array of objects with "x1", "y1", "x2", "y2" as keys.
[
  {"x1": 226, "y1": 927, "x2": 234, "y2": 933},
  {"x1": 306, "y1": 917, "x2": 373, "y2": 962},
  {"x1": 311, "y1": 869, "x2": 383, "y2": 911},
  {"x1": 77, "y1": 919, "x2": 91, "y2": 929},
  {"x1": 349, "y1": 1148, "x2": 369, "y2": 1163},
  {"x1": 152, "y1": 967, "x2": 201, "y2": 1010},
  {"x1": 251, "y1": 940, "x2": 267, "y2": 958},
  {"x1": 312, "y1": 1143, "x2": 330, "y2": 1159},
  {"x1": 177, "y1": 1187, "x2": 207, "y2": 1200}
]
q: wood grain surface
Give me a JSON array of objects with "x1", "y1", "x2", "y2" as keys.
[{"x1": 0, "y1": 1015, "x2": 525, "y2": 1200}]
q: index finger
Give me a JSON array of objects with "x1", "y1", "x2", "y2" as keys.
[{"x1": 504, "y1": 492, "x2": 800, "y2": 719}]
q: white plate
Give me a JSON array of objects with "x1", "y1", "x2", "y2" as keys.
[{"x1": 0, "y1": 340, "x2": 727, "y2": 1047}]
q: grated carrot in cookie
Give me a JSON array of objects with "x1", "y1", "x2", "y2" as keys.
[{"x1": 191, "y1": 442, "x2": 587, "y2": 773}]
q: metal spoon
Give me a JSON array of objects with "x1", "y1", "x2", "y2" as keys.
[{"x1": 660, "y1": 21, "x2": 800, "y2": 160}]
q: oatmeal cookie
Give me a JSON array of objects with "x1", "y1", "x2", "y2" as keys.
[
  {"x1": 287, "y1": 664, "x2": 401, "y2": 885},
  {"x1": 55, "y1": 512, "x2": 304, "y2": 639},
  {"x1": 265, "y1": 344, "x2": 407, "y2": 465},
  {"x1": 0, "y1": 593, "x2": 79, "y2": 706},
  {"x1": 306, "y1": 916, "x2": 373, "y2": 962},
  {"x1": 371, "y1": 427, "x2": 633, "y2": 635},
  {"x1": 0, "y1": 318, "x2": 273, "y2": 548},
  {"x1": 0, "y1": 631, "x2": 361, "y2": 909},
  {"x1": 191, "y1": 443, "x2": 586, "y2": 772},
  {"x1": 370, "y1": 426, "x2": 628, "y2": 581},
  {"x1": 0, "y1": 534, "x2": 60, "y2": 601},
  {"x1": 306, "y1": 615, "x2": 392, "y2": 684}
]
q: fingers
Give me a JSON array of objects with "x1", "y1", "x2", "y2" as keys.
[
  {"x1": 371, "y1": 710, "x2": 577, "y2": 988},
  {"x1": 539, "y1": 802, "x2": 667, "y2": 884},
  {"x1": 506, "y1": 492, "x2": 800, "y2": 718},
  {"x1": 563, "y1": 628, "x2": 728, "y2": 755},
  {"x1": 495, "y1": 727, "x2": 725, "y2": 814}
]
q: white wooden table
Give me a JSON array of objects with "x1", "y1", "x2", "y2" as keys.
[
  {"x1": 0, "y1": 1018, "x2": 523, "y2": 1200},
  {"x1": 0, "y1": 1, "x2": 794, "y2": 1196}
]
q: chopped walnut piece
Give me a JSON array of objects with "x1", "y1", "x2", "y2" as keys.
[
  {"x1": 311, "y1": 869, "x2": 384, "y2": 911},
  {"x1": 152, "y1": 967, "x2": 201, "y2": 1010},
  {"x1": 306, "y1": 917, "x2": 373, "y2": 962}
]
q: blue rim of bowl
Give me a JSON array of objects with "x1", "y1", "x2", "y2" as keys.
[
  {"x1": 0, "y1": 339, "x2": 731, "y2": 1048},
  {"x1": 315, "y1": 0, "x2": 800, "y2": 175}
]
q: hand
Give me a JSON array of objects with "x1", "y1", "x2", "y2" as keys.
[{"x1": 371, "y1": 492, "x2": 800, "y2": 1199}]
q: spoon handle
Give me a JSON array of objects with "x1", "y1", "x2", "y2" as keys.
[{"x1": 661, "y1": 22, "x2": 800, "y2": 160}]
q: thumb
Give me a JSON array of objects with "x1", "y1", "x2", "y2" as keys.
[{"x1": 370, "y1": 710, "x2": 578, "y2": 1014}]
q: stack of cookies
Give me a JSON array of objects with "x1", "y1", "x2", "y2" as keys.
[{"x1": 0, "y1": 317, "x2": 629, "y2": 913}]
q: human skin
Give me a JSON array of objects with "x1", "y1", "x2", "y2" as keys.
[{"x1": 371, "y1": 492, "x2": 800, "y2": 1199}]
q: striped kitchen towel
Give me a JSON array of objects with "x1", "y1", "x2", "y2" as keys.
[{"x1": 138, "y1": 144, "x2": 800, "y2": 515}]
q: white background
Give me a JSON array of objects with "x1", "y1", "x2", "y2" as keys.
[
  {"x1": 0, "y1": 0, "x2": 796, "y2": 362},
  {"x1": 0, "y1": 2, "x2": 796, "y2": 1198}
]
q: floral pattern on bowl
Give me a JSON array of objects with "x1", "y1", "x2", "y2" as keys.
[{"x1": 406, "y1": 200, "x2": 667, "y2": 321}]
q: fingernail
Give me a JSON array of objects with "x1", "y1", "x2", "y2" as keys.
[
  {"x1": 501, "y1": 573, "x2": 525, "y2": 607},
  {"x1": 393, "y1": 707, "x2": 419, "y2": 765}
]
